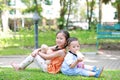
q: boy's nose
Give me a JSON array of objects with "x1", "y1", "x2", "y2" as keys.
[{"x1": 76, "y1": 48, "x2": 79, "y2": 50}]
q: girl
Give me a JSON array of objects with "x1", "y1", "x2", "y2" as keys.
[
  {"x1": 11, "y1": 30, "x2": 70, "y2": 74},
  {"x1": 61, "y1": 37, "x2": 104, "y2": 78}
]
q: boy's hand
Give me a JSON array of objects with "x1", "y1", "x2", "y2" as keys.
[{"x1": 77, "y1": 57, "x2": 83, "y2": 62}]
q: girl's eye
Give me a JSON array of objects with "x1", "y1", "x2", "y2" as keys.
[
  {"x1": 73, "y1": 46, "x2": 75, "y2": 48},
  {"x1": 56, "y1": 37, "x2": 63, "y2": 40},
  {"x1": 60, "y1": 38, "x2": 63, "y2": 40}
]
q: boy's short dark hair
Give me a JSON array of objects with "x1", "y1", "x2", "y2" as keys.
[{"x1": 67, "y1": 37, "x2": 79, "y2": 46}]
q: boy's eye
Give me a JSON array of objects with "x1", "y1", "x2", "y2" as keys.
[{"x1": 77, "y1": 46, "x2": 80, "y2": 48}]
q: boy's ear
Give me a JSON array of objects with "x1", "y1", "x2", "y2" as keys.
[{"x1": 67, "y1": 46, "x2": 70, "y2": 50}]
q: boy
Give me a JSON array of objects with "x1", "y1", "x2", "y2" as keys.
[{"x1": 61, "y1": 37, "x2": 104, "y2": 78}]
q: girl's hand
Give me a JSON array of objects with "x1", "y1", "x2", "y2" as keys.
[{"x1": 31, "y1": 49, "x2": 40, "y2": 57}]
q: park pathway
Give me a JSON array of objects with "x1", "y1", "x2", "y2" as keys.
[{"x1": 0, "y1": 50, "x2": 120, "y2": 70}]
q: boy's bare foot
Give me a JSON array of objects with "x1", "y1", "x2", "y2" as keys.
[{"x1": 11, "y1": 62, "x2": 20, "y2": 71}]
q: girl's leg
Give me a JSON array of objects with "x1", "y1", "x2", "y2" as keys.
[
  {"x1": 11, "y1": 55, "x2": 34, "y2": 71},
  {"x1": 34, "y1": 55, "x2": 47, "y2": 72}
]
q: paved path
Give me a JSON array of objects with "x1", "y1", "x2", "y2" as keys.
[{"x1": 0, "y1": 50, "x2": 120, "y2": 70}]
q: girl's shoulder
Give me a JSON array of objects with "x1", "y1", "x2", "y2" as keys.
[{"x1": 49, "y1": 45, "x2": 57, "y2": 50}]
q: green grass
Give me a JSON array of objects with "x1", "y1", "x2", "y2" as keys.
[
  {"x1": 0, "y1": 29, "x2": 120, "y2": 55},
  {"x1": 0, "y1": 29, "x2": 96, "y2": 55},
  {"x1": 0, "y1": 68, "x2": 120, "y2": 80},
  {"x1": 0, "y1": 47, "x2": 32, "y2": 55}
]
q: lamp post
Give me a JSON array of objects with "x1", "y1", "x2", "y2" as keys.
[{"x1": 33, "y1": 11, "x2": 40, "y2": 49}]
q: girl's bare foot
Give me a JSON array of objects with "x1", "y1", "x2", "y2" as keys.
[{"x1": 11, "y1": 62, "x2": 20, "y2": 71}]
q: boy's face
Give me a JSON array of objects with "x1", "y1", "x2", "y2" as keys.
[{"x1": 68, "y1": 41, "x2": 80, "y2": 54}]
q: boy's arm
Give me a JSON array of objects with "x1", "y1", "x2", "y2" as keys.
[
  {"x1": 69, "y1": 58, "x2": 83, "y2": 68},
  {"x1": 76, "y1": 51, "x2": 84, "y2": 59}
]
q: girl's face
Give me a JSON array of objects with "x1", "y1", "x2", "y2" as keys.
[
  {"x1": 68, "y1": 41, "x2": 80, "y2": 54},
  {"x1": 56, "y1": 33, "x2": 66, "y2": 48}
]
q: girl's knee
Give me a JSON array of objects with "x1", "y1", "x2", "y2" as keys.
[{"x1": 31, "y1": 52, "x2": 37, "y2": 57}]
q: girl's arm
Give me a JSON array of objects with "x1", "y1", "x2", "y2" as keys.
[
  {"x1": 31, "y1": 48, "x2": 41, "y2": 57},
  {"x1": 39, "y1": 49, "x2": 65, "y2": 60},
  {"x1": 69, "y1": 58, "x2": 83, "y2": 68},
  {"x1": 49, "y1": 46, "x2": 57, "y2": 50}
]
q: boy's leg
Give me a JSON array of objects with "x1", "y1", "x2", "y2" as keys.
[
  {"x1": 84, "y1": 65, "x2": 95, "y2": 71},
  {"x1": 84, "y1": 65, "x2": 101, "y2": 72},
  {"x1": 34, "y1": 55, "x2": 47, "y2": 72}
]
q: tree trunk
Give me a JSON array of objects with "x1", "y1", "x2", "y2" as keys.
[
  {"x1": 1, "y1": 11, "x2": 10, "y2": 32},
  {"x1": 99, "y1": 0, "x2": 102, "y2": 24},
  {"x1": 66, "y1": 0, "x2": 72, "y2": 29},
  {"x1": 53, "y1": 19, "x2": 57, "y2": 29},
  {"x1": 117, "y1": 3, "x2": 120, "y2": 22},
  {"x1": 86, "y1": 0, "x2": 89, "y2": 22}
]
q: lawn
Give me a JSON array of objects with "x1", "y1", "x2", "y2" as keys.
[
  {"x1": 0, "y1": 68, "x2": 120, "y2": 80},
  {"x1": 0, "y1": 29, "x2": 97, "y2": 55},
  {"x1": 0, "y1": 29, "x2": 120, "y2": 55}
]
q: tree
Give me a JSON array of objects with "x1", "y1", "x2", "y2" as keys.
[
  {"x1": 65, "y1": 0, "x2": 72, "y2": 29},
  {"x1": 21, "y1": 0, "x2": 42, "y2": 16},
  {"x1": 58, "y1": 0, "x2": 78, "y2": 30},
  {"x1": 112, "y1": 0, "x2": 120, "y2": 22},
  {"x1": 86, "y1": 0, "x2": 96, "y2": 29},
  {"x1": 0, "y1": 0, "x2": 10, "y2": 32},
  {"x1": 102, "y1": 0, "x2": 120, "y2": 22},
  {"x1": 57, "y1": 0, "x2": 68, "y2": 29}
]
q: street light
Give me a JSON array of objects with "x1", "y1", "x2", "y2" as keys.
[{"x1": 33, "y1": 11, "x2": 40, "y2": 49}]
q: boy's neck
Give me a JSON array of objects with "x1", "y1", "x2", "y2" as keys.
[{"x1": 69, "y1": 51, "x2": 77, "y2": 57}]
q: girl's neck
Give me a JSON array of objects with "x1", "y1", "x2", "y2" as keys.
[
  {"x1": 57, "y1": 45, "x2": 65, "y2": 49},
  {"x1": 54, "y1": 45, "x2": 65, "y2": 51}
]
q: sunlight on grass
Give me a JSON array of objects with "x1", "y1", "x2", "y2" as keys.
[
  {"x1": 0, "y1": 47, "x2": 32, "y2": 55},
  {"x1": 0, "y1": 30, "x2": 120, "y2": 55},
  {"x1": 0, "y1": 68, "x2": 120, "y2": 80},
  {"x1": 81, "y1": 48, "x2": 97, "y2": 52}
]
